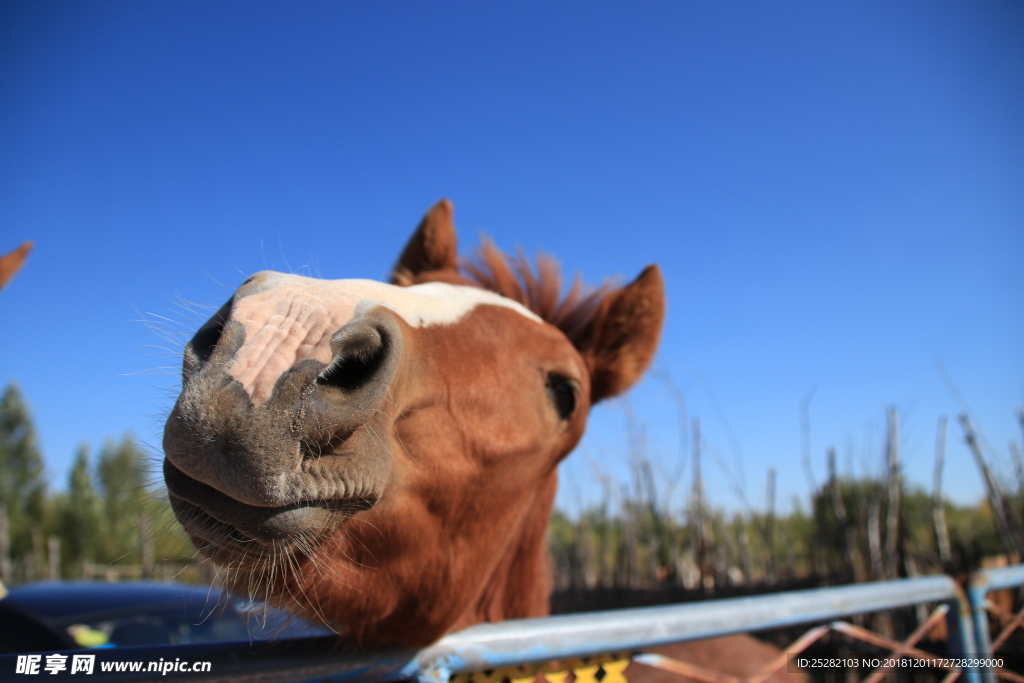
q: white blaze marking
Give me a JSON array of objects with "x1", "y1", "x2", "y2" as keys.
[{"x1": 226, "y1": 274, "x2": 541, "y2": 404}]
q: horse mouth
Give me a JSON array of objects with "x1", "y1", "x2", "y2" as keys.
[{"x1": 163, "y1": 459, "x2": 375, "y2": 562}]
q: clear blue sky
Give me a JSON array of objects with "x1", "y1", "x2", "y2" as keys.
[{"x1": 1, "y1": 1, "x2": 1021, "y2": 516}]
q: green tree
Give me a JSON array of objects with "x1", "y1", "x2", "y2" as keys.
[
  {"x1": 0, "y1": 383, "x2": 48, "y2": 580},
  {"x1": 95, "y1": 435, "x2": 148, "y2": 565},
  {"x1": 52, "y1": 434, "x2": 193, "y2": 580},
  {"x1": 56, "y1": 445, "x2": 102, "y2": 575}
]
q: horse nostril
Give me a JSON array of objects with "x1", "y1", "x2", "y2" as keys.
[
  {"x1": 189, "y1": 322, "x2": 223, "y2": 364},
  {"x1": 316, "y1": 323, "x2": 389, "y2": 393},
  {"x1": 183, "y1": 299, "x2": 233, "y2": 379}
]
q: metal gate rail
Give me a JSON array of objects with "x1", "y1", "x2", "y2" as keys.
[
  {"x1": 0, "y1": 574, "x2": 983, "y2": 683},
  {"x1": 969, "y1": 564, "x2": 1024, "y2": 683}
]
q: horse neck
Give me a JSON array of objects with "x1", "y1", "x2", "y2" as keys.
[{"x1": 456, "y1": 468, "x2": 560, "y2": 628}]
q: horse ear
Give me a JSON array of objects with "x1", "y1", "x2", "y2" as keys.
[
  {"x1": 0, "y1": 241, "x2": 33, "y2": 292},
  {"x1": 390, "y1": 199, "x2": 459, "y2": 284},
  {"x1": 578, "y1": 265, "x2": 665, "y2": 404}
]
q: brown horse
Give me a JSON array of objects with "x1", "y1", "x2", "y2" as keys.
[{"x1": 163, "y1": 201, "x2": 798, "y2": 681}]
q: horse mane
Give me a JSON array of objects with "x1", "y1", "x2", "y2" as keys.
[{"x1": 461, "y1": 239, "x2": 614, "y2": 346}]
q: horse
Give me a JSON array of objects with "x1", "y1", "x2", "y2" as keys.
[{"x1": 163, "y1": 200, "x2": 800, "y2": 682}]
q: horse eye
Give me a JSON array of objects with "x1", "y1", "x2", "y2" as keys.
[{"x1": 545, "y1": 374, "x2": 577, "y2": 421}]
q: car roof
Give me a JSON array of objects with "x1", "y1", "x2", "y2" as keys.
[{"x1": 3, "y1": 582, "x2": 231, "y2": 621}]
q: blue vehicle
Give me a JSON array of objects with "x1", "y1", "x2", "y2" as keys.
[{"x1": 0, "y1": 582, "x2": 331, "y2": 655}]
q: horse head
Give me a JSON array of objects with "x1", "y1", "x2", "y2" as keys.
[{"x1": 163, "y1": 200, "x2": 664, "y2": 645}]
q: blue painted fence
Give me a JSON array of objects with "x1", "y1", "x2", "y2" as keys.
[
  {"x1": 3, "y1": 567, "x2": 1022, "y2": 683},
  {"x1": 969, "y1": 564, "x2": 1024, "y2": 683}
]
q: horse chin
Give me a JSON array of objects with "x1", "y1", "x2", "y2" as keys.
[{"x1": 163, "y1": 458, "x2": 374, "y2": 566}]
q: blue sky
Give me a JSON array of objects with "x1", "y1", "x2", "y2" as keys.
[{"x1": 1, "y1": 1, "x2": 1021, "y2": 516}]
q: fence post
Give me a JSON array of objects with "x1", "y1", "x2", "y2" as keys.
[
  {"x1": 948, "y1": 583, "x2": 984, "y2": 683},
  {"x1": 967, "y1": 572, "x2": 996, "y2": 683},
  {"x1": 965, "y1": 565, "x2": 1024, "y2": 683}
]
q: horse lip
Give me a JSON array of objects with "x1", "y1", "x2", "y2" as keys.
[{"x1": 163, "y1": 459, "x2": 375, "y2": 547}]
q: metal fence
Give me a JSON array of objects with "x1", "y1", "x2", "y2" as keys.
[
  {"x1": 969, "y1": 564, "x2": 1024, "y2": 683},
  {"x1": 4, "y1": 570, "x2": 1021, "y2": 683}
]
